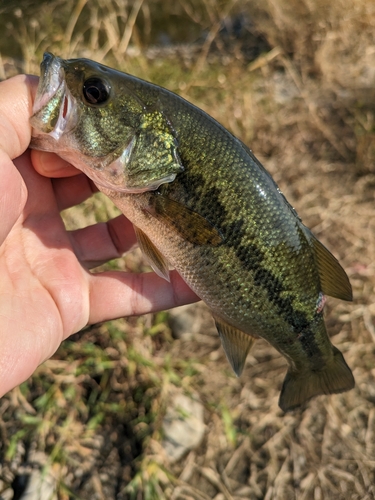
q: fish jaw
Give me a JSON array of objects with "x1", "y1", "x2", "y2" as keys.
[
  {"x1": 31, "y1": 52, "x2": 78, "y2": 141},
  {"x1": 32, "y1": 53, "x2": 64, "y2": 114}
]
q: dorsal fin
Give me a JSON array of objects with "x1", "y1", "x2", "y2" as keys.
[
  {"x1": 214, "y1": 316, "x2": 256, "y2": 376},
  {"x1": 310, "y1": 234, "x2": 352, "y2": 301},
  {"x1": 134, "y1": 226, "x2": 170, "y2": 281}
]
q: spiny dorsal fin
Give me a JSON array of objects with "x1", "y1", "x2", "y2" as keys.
[
  {"x1": 146, "y1": 194, "x2": 223, "y2": 246},
  {"x1": 214, "y1": 316, "x2": 256, "y2": 376},
  {"x1": 310, "y1": 234, "x2": 352, "y2": 301},
  {"x1": 134, "y1": 226, "x2": 170, "y2": 281}
]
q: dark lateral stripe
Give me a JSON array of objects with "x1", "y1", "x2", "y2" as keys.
[
  {"x1": 174, "y1": 170, "x2": 310, "y2": 330},
  {"x1": 229, "y1": 221, "x2": 324, "y2": 363},
  {"x1": 167, "y1": 168, "x2": 324, "y2": 363},
  {"x1": 232, "y1": 228, "x2": 325, "y2": 364}
]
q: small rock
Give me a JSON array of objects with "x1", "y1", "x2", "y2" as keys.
[
  {"x1": 16, "y1": 468, "x2": 57, "y2": 500},
  {"x1": 0, "y1": 487, "x2": 14, "y2": 500},
  {"x1": 168, "y1": 303, "x2": 215, "y2": 339},
  {"x1": 162, "y1": 392, "x2": 206, "y2": 463}
]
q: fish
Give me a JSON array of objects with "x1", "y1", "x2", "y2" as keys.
[{"x1": 30, "y1": 52, "x2": 355, "y2": 411}]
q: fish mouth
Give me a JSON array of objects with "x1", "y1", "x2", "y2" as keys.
[
  {"x1": 31, "y1": 52, "x2": 77, "y2": 141},
  {"x1": 32, "y1": 53, "x2": 64, "y2": 113}
]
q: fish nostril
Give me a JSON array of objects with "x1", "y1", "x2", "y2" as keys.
[{"x1": 43, "y1": 52, "x2": 53, "y2": 64}]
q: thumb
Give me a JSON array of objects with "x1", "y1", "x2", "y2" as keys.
[
  {"x1": 0, "y1": 74, "x2": 38, "y2": 159},
  {"x1": 0, "y1": 74, "x2": 38, "y2": 242},
  {"x1": 0, "y1": 151, "x2": 28, "y2": 243}
]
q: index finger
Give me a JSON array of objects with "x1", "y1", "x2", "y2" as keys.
[{"x1": 31, "y1": 150, "x2": 82, "y2": 178}]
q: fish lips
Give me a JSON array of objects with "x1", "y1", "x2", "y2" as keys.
[{"x1": 31, "y1": 52, "x2": 78, "y2": 141}]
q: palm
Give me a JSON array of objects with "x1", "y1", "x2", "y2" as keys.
[
  {"x1": 1, "y1": 152, "x2": 87, "y2": 372},
  {"x1": 1, "y1": 150, "x2": 198, "y2": 396}
]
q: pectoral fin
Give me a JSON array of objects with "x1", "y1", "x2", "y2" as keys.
[
  {"x1": 134, "y1": 226, "x2": 170, "y2": 281},
  {"x1": 310, "y1": 234, "x2": 352, "y2": 301},
  {"x1": 214, "y1": 316, "x2": 256, "y2": 376},
  {"x1": 147, "y1": 194, "x2": 223, "y2": 246}
]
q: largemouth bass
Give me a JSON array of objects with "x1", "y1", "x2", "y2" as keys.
[{"x1": 30, "y1": 52, "x2": 355, "y2": 411}]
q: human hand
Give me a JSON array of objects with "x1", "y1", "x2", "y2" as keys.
[{"x1": 0, "y1": 75, "x2": 198, "y2": 397}]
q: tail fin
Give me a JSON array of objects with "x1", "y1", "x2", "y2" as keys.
[{"x1": 279, "y1": 347, "x2": 355, "y2": 412}]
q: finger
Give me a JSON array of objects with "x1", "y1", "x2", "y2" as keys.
[
  {"x1": 13, "y1": 150, "x2": 58, "y2": 219},
  {"x1": 0, "y1": 75, "x2": 38, "y2": 159},
  {"x1": 0, "y1": 151, "x2": 28, "y2": 243},
  {"x1": 16, "y1": 152, "x2": 97, "y2": 215},
  {"x1": 88, "y1": 269, "x2": 199, "y2": 324},
  {"x1": 69, "y1": 215, "x2": 137, "y2": 268},
  {"x1": 51, "y1": 174, "x2": 98, "y2": 211},
  {"x1": 31, "y1": 149, "x2": 83, "y2": 178},
  {"x1": 0, "y1": 75, "x2": 38, "y2": 242}
]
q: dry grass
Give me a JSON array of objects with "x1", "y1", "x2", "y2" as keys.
[{"x1": 1, "y1": 0, "x2": 375, "y2": 498}]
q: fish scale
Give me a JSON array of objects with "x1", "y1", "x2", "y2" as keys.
[{"x1": 30, "y1": 52, "x2": 355, "y2": 411}]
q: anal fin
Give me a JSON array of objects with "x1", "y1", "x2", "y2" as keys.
[
  {"x1": 134, "y1": 226, "x2": 170, "y2": 281},
  {"x1": 214, "y1": 316, "x2": 256, "y2": 376}
]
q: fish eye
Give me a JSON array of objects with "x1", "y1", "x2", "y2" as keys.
[{"x1": 82, "y1": 77, "x2": 110, "y2": 105}]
